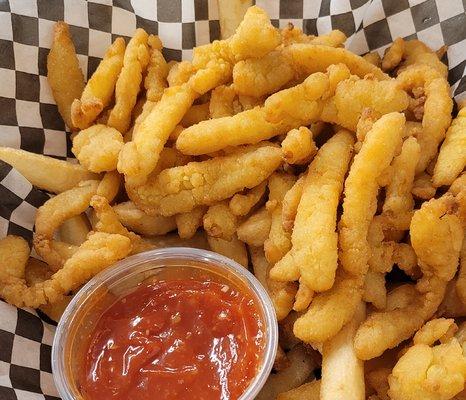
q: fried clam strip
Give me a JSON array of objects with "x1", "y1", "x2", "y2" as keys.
[
  {"x1": 264, "y1": 173, "x2": 297, "y2": 265},
  {"x1": 33, "y1": 180, "x2": 99, "y2": 270},
  {"x1": 207, "y1": 235, "x2": 248, "y2": 268},
  {"x1": 236, "y1": 207, "x2": 271, "y2": 247},
  {"x1": 399, "y1": 39, "x2": 448, "y2": 78},
  {"x1": 71, "y1": 38, "x2": 125, "y2": 129},
  {"x1": 282, "y1": 174, "x2": 305, "y2": 233},
  {"x1": 176, "y1": 65, "x2": 350, "y2": 155},
  {"x1": 382, "y1": 37, "x2": 405, "y2": 71},
  {"x1": 108, "y1": 29, "x2": 150, "y2": 133},
  {"x1": 455, "y1": 239, "x2": 466, "y2": 305},
  {"x1": 72, "y1": 124, "x2": 124, "y2": 173},
  {"x1": 0, "y1": 232, "x2": 131, "y2": 308},
  {"x1": 47, "y1": 21, "x2": 84, "y2": 129},
  {"x1": 281, "y1": 127, "x2": 318, "y2": 165},
  {"x1": 144, "y1": 35, "x2": 169, "y2": 102},
  {"x1": 354, "y1": 195, "x2": 464, "y2": 360},
  {"x1": 127, "y1": 145, "x2": 282, "y2": 216},
  {"x1": 233, "y1": 30, "x2": 346, "y2": 98},
  {"x1": 229, "y1": 180, "x2": 266, "y2": 216},
  {"x1": 382, "y1": 136, "x2": 420, "y2": 222},
  {"x1": 176, "y1": 206, "x2": 206, "y2": 239},
  {"x1": 396, "y1": 65, "x2": 453, "y2": 173},
  {"x1": 339, "y1": 112, "x2": 405, "y2": 276},
  {"x1": 113, "y1": 201, "x2": 176, "y2": 236},
  {"x1": 388, "y1": 330, "x2": 466, "y2": 399},
  {"x1": 270, "y1": 130, "x2": 354, "y2": 292},
  {"x1": 433, "y1": 106, "x2": 466, "y2": 186},
  {"x1": 0, "y1": 147, "x2": 98, "y2": 194},
  {"x1": 320, "y1": 76, "x2": 409, "y2": 131},
  {"x1": 203, "y1": 201, "x2": 238, "y2": 241}
]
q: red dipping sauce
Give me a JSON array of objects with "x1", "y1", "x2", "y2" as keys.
[{"x1": 79, "y1": 276, "x2": 265, "y2": 400}]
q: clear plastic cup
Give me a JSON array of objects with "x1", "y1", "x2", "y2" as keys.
[{"x1": 52, "y1": 247, "x2": 278, "y2": 400}]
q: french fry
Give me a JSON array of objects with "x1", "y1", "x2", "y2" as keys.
[
  {"x1": 113, "y1": 201, "x2": 176, "y2": 236},
  {"x1": 128, "y1": 145, "x2": 282, "y2": 216},
  {"x1": 0, "y1": 147, "x2": 98, "y2": 194},
  {"x1": 47, "y1": 21, "x2": 85, "y2": 129},
  {"x1": 217, "y1": 0, "x2": 253, "y2": 39},
  {"x1": 207, "y1": 234, "x2": 248, "y2": 267},
  {"x1": 71, "y1": 37, "x2": 125, "y2": 129},
  {"x1": 58, "y1": 214, "x2": 90, "y2": 246},
  {"x1": 229, "y1": 181, "x2": 266, "y2": 216},
  {"x1": 270, "y1": 130, "x2": 354, "y2": 291},
  {"x1": 236, "y1": 208, "x2": 271, "y2": 247},
  {"x1": 321, "y1": 302, "x2": 366, "y2": 400}
]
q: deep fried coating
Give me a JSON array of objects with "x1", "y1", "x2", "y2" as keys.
[
  {"x1": 118, "y1": 84, "x2": 197, "y2": 185},
  {"x1": 400, "y1": 39, "x2": 448, "y2": 78},
  {"x1": 388, "y1": 338, "x2": 466, "y2": 400},
  {"x1": 108, "y1": 29, "x2": 150, "y2": 133},
  {"x1": 363, "y1": 52, "x2": 382, "y2": 67},
  {"x1": 287, "y1": 44, "x2": 388, "y2": 81},
  {"x1": 128, "y1": 145, "x2": 282, "y2": 216},
  {"x1": 96, "y1": 170, "x2": 121, "y2": 202},
  {"x1": 281, "y1": 127, "x2": 317, "y2": 165},
  {"x1": 229, "y1": 181, "x2": 266, "y2": 216},
  {"x1": 0, "y1": 147, "x2": 98, "y2": 194},
  {"x1": 58, "y1": 214, "x2": 90, "y2": 246},
  {"x1": 209, "y1": 84, "x2": 241, "y2": 118},
  {"x1": 181, "y1": 103, "x2": 211, "y2": 127},
  {"x1": 207, "y1": 234, "x2": 248, "y2": 268},
  {"x1": 175, "y1": 206, "x2": 206, "y2": 239},
  {"x1": 396, "y1": 65, "x2": 453, "y2": 173},
  {"x1": 455, "y1": 239, "x2": 466, "y2": 305},
  {"x1": 113, "y1": 201, "x2": 176, "y2": 236},
  {"x1": 413, "y1": 318, "x2": 457, "y2": 345},
  {"x1": 1, "y1": 232, "x2": 131, "y2": 308},
  {"x1": 412, "y1": 172, "x2": 436, "y2": 200},
  {"x1": 0, "y1": 236, "x2": 30, "y2": 281},
  {"x1": 282, "y1": 174, "x2": 305, "y2": 233},
  {"x1": 236, "y1": 208, "x2": 271, "y2": 247},
  {"x1": 71, "y1": 38, "x2": 125, "y2": 129},
  {"x1": 292, "y1": 280, "x2": 314, "y2": 312},
  {"x1": 167, "y1": 61, "x2": 195, "y2": 87},
  {"x1": 144, "y1": 35, "x2": 168, "y2": 102},
  {"x1": 203, "y1": 201, "x2": 238, "y2": 240},
  {"x1": 47, "y1": 21, "x2": 84, "y2": 129},
  {"x1": 433, "y1": 107, "x2": 466, "y2": 186},
  {"x1": 339, "y1": 112, "x2": 404, "y2": 276},
  {"x1": 321, "y1": 77, "x2": 409, "y2": 131},
  {"x1": 293, "y1": 271, "x2": 364, "y2": 343},
  {"x1": 270, "y1": 130, "x2": 354, "y2": 291},
  {"x1": 382, "y1": 37, "x2": 404, "y2": 71},
  {"x1": 382, "y1": 137, "x2": 420, "y2": 220},
  {"x1": 33, "y1": 180, "x2": 99, "y2": 270},
  {"x1": 363, "y1": 270, "x2": 387, "y2": 310},
  {"x1": 264, "y1": 173, "x2": 296, "y2": 264},
  {"x1": 250, "y1": 246, "x2": 297, "y2": 321},
  {"x1": 72, "y1": 124, "x2": 124, "y2": 172}
]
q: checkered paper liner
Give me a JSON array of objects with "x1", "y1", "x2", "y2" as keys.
[{"x1": 0, "y1": 0, "x2": 465, "y2": 398}]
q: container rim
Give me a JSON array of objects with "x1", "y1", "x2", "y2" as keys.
[{"x1": 52, "y1": 247, "x2": 278, "y2": 400}]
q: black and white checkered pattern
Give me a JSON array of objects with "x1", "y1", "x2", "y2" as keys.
[{"x1": 0, "y1": 0, "x2": 465, "y2": 398}]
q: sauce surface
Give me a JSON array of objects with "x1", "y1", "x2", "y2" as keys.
[{"x1": 80, "y1": 277, "x2": 265, "y2": 400}]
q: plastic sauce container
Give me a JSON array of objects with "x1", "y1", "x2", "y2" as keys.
[{"x1": 52, "y1": 247, "x2": 278, "y2": 400}]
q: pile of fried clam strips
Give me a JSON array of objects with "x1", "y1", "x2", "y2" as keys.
[{"x1": 0, "y1": 5, "x2": 466, "y2": 400}]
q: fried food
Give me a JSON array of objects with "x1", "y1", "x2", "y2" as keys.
[
  {"x1": 113, "y1": 201, "x2": 176, "y2": 236},
  {"x1": 175, "y1": 206, "x2": 206, "y2": 239},
  {"x1": 0, "y1": 232, "x2": 131, "y2": 308},
  {"x1": 144, "y1": 35, "x2": 168, "y2": 102},
  {"x1": 250, "y1": 246, "x2": 297, "y2": 321},
  {"x1": 118, "y1": 83, "x2": 197, "y2": 185},
  {"x1": 363, "y1": 52, "x2": 382, "y2": 67},
  {"x1": 292, "y1": 280, "x2": 314, "y2": 311},
  {"x1": 396, "y1": 65, "x2": 453, "y2": 172},
  {"x1": 58, "y1": 214, "x2": 90, "y2": 246},
  {"x1": 277, "y1": 380, "x2": 320, "y2": 400},
  {"x1": 281, "y1": 127, "x2": 317, "y2": 165},
  {"x1": 181, "y1": 103, "x2": 210, "y2": 127},
  {"x1": 321, "y1": 302, "x2": 366, "y2": 400},
  {"x1": 96, "y1": 170, "x2": 121, "y2": 202},
  {"x1": 433, "y1": 106, "x2": 466, "y2": 186},
  {"x1": 382, "y1": 37, "x2": 404, "y2": 71},
  {"x1": 128, "y1": 145, "x2": 282, "y2": 216},
  {"x1": 229, "y1": 181, "x2": 266, "y2": 216},
  {"x1": 33, "y1": 180, "x2": 99, "y2": 270},
  {"x1": 413, "y1": 318, "x2": 457, "y2": 345},
  {"x1": 455, "y1": 239, "x2": 466, "y2": 305},
  {"x1": 282, "y1": 174, "x2": 305, "y2": 233},
  {"x1": 207, "y1": 234, "x2": 248, "y2": 267},
  {"x1": 167, "y1": 61, "x2": 195, "y2": 87},
  {"x1": 0, "y1": 147, "x2": 98, "y2": 194},
  {"x1": 236, "y1": 208, "x2": 271, "y2": 247},
  {"x1": 293, "y1": 271, "x2": 364, "y2": 343},
  {"x1": 209, "y1": 84, "x2": 240, "y2": 118},
  {"x1": 108, "y1": 29, "x2": 149, "y2": 133},
  {"x1": 203, "y1": 201, "x2": 238, "y2": 240},
  {"x1": 270, "y1": 130, "x2": 354, "y2": 291},
  {"x1": 339, "y1": 112, "x2": 404, "y2": 276},
  {"x1": 72, "y1": 124, "x2": 124, "y2": 172},
  {"x1": 363, "y1": 270, "x2": 386, "y2": 310},
  {"x1": 71, "y1": 38, "x2": 125, "y2": 129},
  {"x1": 321, "y1": 77, "x2": 409, "y2": 131},
  {"x1": 412, "y1": 172, "x2": 436, "y2": 200},
  {"x1": 264, "y1": 173, "x2": 296, "y2": 264},
  {"x1": 47, "y1": 21, "x2": 85, "y2": 129},
  {"x1": 256, "y1": 344, "x2": 316, "y2": 400},
  {"x1": 400, "y1": 39, "x2": 448, "y2": 78}
]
